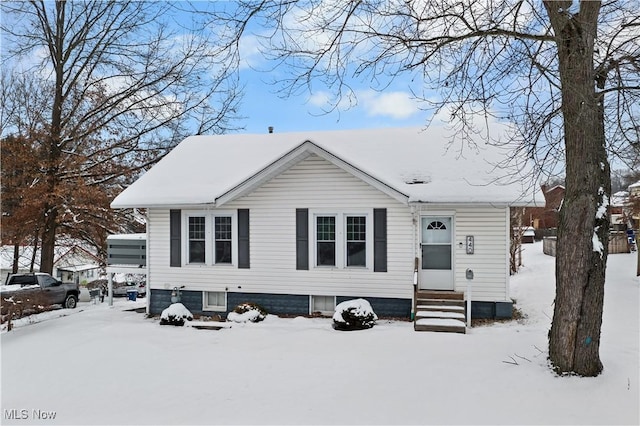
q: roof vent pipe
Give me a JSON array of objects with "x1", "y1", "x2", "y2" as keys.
[{"x1": 268, "y1": 126, "x2": 274, "y2": 134}]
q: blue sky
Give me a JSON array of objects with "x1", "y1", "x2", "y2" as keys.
[
  {"x1": 231, "y1": 21, "x2": 431, "y2": 134},
  {"x1": 238, "y1": 69, "x2": 429, "y2": 134}
]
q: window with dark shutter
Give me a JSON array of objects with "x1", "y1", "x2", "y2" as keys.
[{"x1": 170, "y1": 210, "x2": 182, "y2": 267}]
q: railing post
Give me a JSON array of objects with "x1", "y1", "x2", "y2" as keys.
[
  {"x1": 465, "y1": 268, "x2": 474, "y2": 327},
  {"x1": 412, "y1": 257, "x2": 419, "y2": 321}
]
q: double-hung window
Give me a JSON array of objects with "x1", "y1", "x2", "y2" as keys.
[
  {"x1": 346, "y1": 216, "x2": 366, "y2": 267},
  {"x1": 313, "y1": 212, "x2": 371, "y2": 269},
  {"x1": 184, "y1": 211, "x2": 236, "y2": 266},
  {"x1": 316, "y1": 216, "x2": 336, "y2": 266},
  {"x1": 215, "y1": 217, "x2": 232, "y2": 264},
  {"x1": 188, "y1": 216, "x2": 206, "y2": 263}
]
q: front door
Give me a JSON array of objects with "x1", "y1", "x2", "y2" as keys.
[{"x1": 419, "y1": 216, "x2": 454, "y2": 290}]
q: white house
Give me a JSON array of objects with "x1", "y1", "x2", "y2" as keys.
[{"x1": 111, "y1": 127, "x2": 540, "y2": 329}]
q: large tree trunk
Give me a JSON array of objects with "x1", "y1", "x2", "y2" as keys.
[
  {"x1": 38, "y1": 1, "x2": 66, "y2": 275},
  {"x1": 39, "y1": 205, "x2": 57, "y2": 273},
  {"x1": 545, "y1": 1, "x2": 610, "y2": 376},
  {"x1": 12, "y1": 242, "x2": 20, "y2": 274}
]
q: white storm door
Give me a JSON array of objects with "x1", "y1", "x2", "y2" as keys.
[{"x1": 419, "y1": 216, "x2": 454, "y2": 290}]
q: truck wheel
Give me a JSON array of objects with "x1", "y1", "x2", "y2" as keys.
[{"x1": 64, "y1": 294, "x2": 78, "y2": 309}]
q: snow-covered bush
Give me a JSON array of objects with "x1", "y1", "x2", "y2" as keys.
[
  {"x1": 332, "y1": 298, "x2": 378, "y2": 331},
  {"x1": 160, "y1": 303, "x2": 193, "y2": 326},
  {"x1": 227, "y1": 302, "x2": 267, "y2": 323}
]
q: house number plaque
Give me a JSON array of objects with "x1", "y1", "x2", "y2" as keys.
[{"x1": 466, "y1": 236, "x2": 474, "y2": 254}]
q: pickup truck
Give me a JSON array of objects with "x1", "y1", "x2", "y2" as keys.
[{"x1": 1, "y1": 273, "x2": 80, "y2": 315}]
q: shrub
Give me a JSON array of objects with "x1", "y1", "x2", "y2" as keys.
[
  {"x1": 160, "y1": 303, "x2": 193, "y2": 326},
  {"x1": 332, "y1": 298, "x2": 378, "y2": 331},
  {"x1": 227, "y1": 302, "x2": 267, "y2": 323}
]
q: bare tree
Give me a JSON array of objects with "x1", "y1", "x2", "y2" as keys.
[
  {"x1": 510, "y1": 207, "x2": 526, "y2": 274},
  {"x1": 209, "y1": 0, "x2": 640, "y2": 376},
  {"x1": 1, "y1": 1, "x2": 243, "y2": 271}
]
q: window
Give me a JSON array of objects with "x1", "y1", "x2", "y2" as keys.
[
  {"x1": 421, "y1": 217, "x2": 452, "y2": 270},
  {"x1": 316, "y1": 216, "x2": 336, "y2": 266},
  {"x1": 188, "y1": 216, "x2": 206, "y2": 263},
  {"x1": 346, "y1": 216, "x2": 366, "y2": 267},
  {"x1": 311, "y1": 295, "x2": 335, "y2": 315},
  {"x1": 183, "y1": 211, "x2": 237, "y2": 266},
  {"x1": 215, "y1": 216, "x2": 232, "y2": 264},
  {"x1": 41, "y1": 275, "x2": 59, "y2": 287},
  {"x1": 311, "y1": 211, "x2": 372, "y2": 269},
  {"x1": 203, "y1": 291, "x2": 226, "y2": 311}
]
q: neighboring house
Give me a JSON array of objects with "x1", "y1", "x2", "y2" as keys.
[
  {"x1": 54, "y1": 246, "x2": 103, "y2": 284},
  {"x1": 629, "y1": 180, "x2": 640, "y2": 230},
  {"x1": 0, "y1": 243, "x2": 102, "y2": 284},
  {"x1": 610, "y1": 190, "x2": 629, "y2": 231},
  {"x1": 111, "y1": 127, "x2": 540, "y2": 321},
  {"x1": 524, "y1": 184, "x2": 565, "y2": 231}
]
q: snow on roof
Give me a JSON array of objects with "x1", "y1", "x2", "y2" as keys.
[
  {"x1": 611, "y1": 191, "x2": 629, "y2": 207},
  {"x1": 0, "y1": 243, "x2": 100, "y2": 271},
  {"x1": 111, "y1": 126, "x2": 541, "y2": 208},
  {"x1": 107, "y1": 233, "x2": 146, "y2": 240},
  {"x1": 544, "y1": 184, "x2": 565, "y2": 193},
  {"x1": 56, "y1": 263, "x2": 101, "y2": 272}
]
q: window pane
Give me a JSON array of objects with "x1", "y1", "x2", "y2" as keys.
[
  {"x1": 215, "y1": 241, "x2": 232, "y2": 263},
  {"x1": 421, "y1": 217, "x2": 452, "y2": 244},
  {"x1": 189, "y1": 217, "x2": 206, "y2": 263},
  {"x1": 189, "y1": 241, "x2": 205, "y2": 263},
  {"x1": 215, "y1": 217, "x2": 232, "y2": 240},
  {"x1": 346, "y1": 216, "x2": 366, "y2": 241},
  {"x1": 312, "y1": 296, "x2": 334, "y2": 312},
  {"x1": 317, "y1": 242, "x2": 335, "y2": 266},
  {"x1": 207, "y1": 291, "x2": 223, "y2": 307},
  {"x1": 347, "y1": 242, "x2": 366, "y2": 266},
  {"x1": 189, "y1": 217, "x2": 206, "y2": 239},
  {"x1": 215, "y1": 217, "x2": 232, "y2": 264},
  {"x1": 42, "y1": 276, "x2": 58, "y2": 287},
  {"x1": 317, "y1": 216, "x2": 335, "y2": 241},
  {"x1": 421, "y1": 245, "x2": 452, "y2": 270}
]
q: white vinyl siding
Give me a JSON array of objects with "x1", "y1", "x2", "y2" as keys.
[
  {"x1": 146, "y1": 154, "x2": 510, "y2": 303},
  {"x1": 147, "y1": 155, "x2": 414, "y2": 299},
  {"x1": 415, "y1": 205, "x2": 510, "y2": 301}
]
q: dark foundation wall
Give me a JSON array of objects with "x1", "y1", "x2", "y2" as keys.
[
  {"x1": 149, "y1": 289, "x2": 413, "y2": 318},
  {"x1": 149, "y1": 290, "x2": 512, "y2": 320}
]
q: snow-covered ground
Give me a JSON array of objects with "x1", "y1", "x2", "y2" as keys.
[{"x1": 1, "y1": 242, "x2": 638, "y2": 425}]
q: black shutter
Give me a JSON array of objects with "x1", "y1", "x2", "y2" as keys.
[
  {"x1": 170, "y1": 210, "x2": 181, "y2": 267},
  {"x1": 296, "y1": 208, "x2": 309, "y2": 270},
  {"x1": 238, "y1": 209, "x2": 250, "y2": 269},
  {"x1": 374, "y1": 208, "x2": 387, "y2": 272}
]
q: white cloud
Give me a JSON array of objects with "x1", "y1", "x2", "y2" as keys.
[
  {"x1": 357, "y1": 90, "x2": 420, "y2": 120},
  {"x1": 306, "y1": 89, "x2": 420, "y2": 120},
  {"x1": 239, "y1": 34, "x2": 264, "y2": 70},
  {"x1": 307, "y1": 91, "x2": 331, "y2": 108}
]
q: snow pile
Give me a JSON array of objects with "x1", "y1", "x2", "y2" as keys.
[
  {"x1": 1, "y1": 243, "x2": 638, "y2": 425},
  {"x1": 0, "y1": 284, "x2": 39, "y2": 292},
  {"x1": 160, "y1": 302, "x2": 193, "y2": 326},
  {"x1": 227, "y1": 302, "x2": 267, "y2": 323},
  {"x1": 332, "y1": 298, "x2": 378, "y2": 330}
]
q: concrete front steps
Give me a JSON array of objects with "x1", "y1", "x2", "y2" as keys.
[{"x1": 414, "y1": 290, "x2": 466, "y2": 333}]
